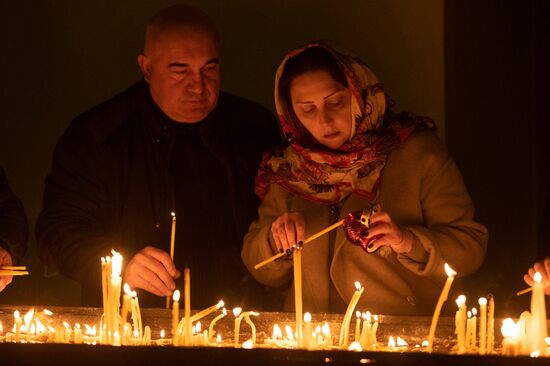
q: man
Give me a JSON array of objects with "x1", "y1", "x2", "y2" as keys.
[
  {"x1": 0, "y1": 168, "x2": 28, "y2": 292},
  {"x1": 36, "y1": 4, "x2": 280, "y2": 308}
]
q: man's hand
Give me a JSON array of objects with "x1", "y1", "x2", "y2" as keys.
[
  {"x1": 524, "y1": 257, "x2": 550, "y2": 296},
  {"x1": 123, "y1": 246, "x2": 181, "y2": 296},
  {"x1": 0, "y1": 247, "x2": 13, "y2": 292}
]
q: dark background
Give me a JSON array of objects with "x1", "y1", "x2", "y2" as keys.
[{"x1": 0, "y1": 0, "x2": 547, "y2": 317}]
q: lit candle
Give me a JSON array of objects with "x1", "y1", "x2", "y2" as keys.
[
  {"x1": 359, "y1": 312, "x2": 372, "y2": 350},
  {"x1": 354, "y1": 311, "x2": 361, "y2": 342},
  {"x1": 339, "y1": 281, "x2": 364, "y2": 347},
  {"x1": 172, "y1": 290, "x2": 180, "y2": 337},
  {"x1": 487, "y1": 294, "x2": 495, "y2": 353},
  {"x1": 121, "y1": 283, "x2": 131, "y2": 325},
  {"x1": 166, "y1": 212, "x2": 176, "y2": 309},
  {"x1": 479, "y1": 297, "x2": 487, "y2": 354},
  {"x1": 130, "y1": 291, "x2": 143, "y2": 339},
  {"x1": 184, "y1": 267, "x2": 191, "y2": 346},
  {"x1": 14, "y1": 311, "x2": 21, "y2": 343},
  {"x1": 303, "y1": 312, "x2": 313, "y2": 349},
  {"x1": 243, "y1": 312, "x2": 259, "y2": 345},
  {"x1": 530, "y1": 272, "x2": 548, "y2": 354},
  {"x1": 293, "y1": 247, "x2": 303, "y2": 348},
  {"x1": 465, "y1": 310, "x2": 472, "y2": 352},
  {"x1": 208, "y1": 308, "x2": 227, "y2": 344},
  {"x1": 427, "y1": 263, "x2": 456, "y2": 352},
  {"x1": 143, "y1": 326, "x2": 151, "y2": 346},
  {"x1": 233, "y1": 307, "x2": 243, "y2": 348},
  {"x1": 501, "y1": 318, "x2": 520, "y2": 356},
  {"x1": 516, "y1": 311, "x2": 530, "y2": 354},
  {"x1": 190, "y1": 300, "x2": 225, "y2": 322},
  {"x1": 321, "y1": 322, "x2": 332, "y2": 348},
  {"x1": 470, "y1": 307, "x2": 477, "y2": 350},
  {"x1": 74, "y1": 324, "x2": 82, "y2": 344},
  {"x1": 455, "y1": 295, "x2": 467, "y2": 353},
  {"x1": 370, "y1": 315, "x2": 379, "y2": 349}
]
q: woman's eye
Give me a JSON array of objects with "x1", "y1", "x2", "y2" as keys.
[
  {"x1": 301, "y1": 108, "x2": 315, "y2": 115},
  {"x1": 327, "y1": 99, "x2": 344, "y2": 108}
]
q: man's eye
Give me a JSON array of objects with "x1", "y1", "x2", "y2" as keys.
[{"x1": 203, "y1": 65, "x2": 218, "y2": 72}]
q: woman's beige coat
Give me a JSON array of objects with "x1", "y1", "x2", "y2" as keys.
[{"x1": 242, "y1": 130, "x2": 488, "y2": 315}]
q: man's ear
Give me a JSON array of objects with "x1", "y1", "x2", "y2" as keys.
[{"x1": 137, "y1": 54, "x2": 150, "y2": 82}]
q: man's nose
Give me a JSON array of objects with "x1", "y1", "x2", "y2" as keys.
[{"x1": 186, "y1": 72, "x2": 205, "y2": 95}]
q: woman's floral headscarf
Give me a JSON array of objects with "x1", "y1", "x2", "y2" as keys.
[{"x1": 255, "y1": 42, "x2": 435, "y2": 204}]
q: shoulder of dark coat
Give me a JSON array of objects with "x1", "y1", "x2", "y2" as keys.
[
  {"x1": 64, "y1": 81, "x2": 145, "y2": 144},
  {"x1": 217, "y1": 91, "x2": 277, "y2": 129}
]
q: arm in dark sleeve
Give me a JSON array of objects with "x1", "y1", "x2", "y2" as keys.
[
  {"x1": 0, "y1": 168, "x2": 29, "y2": 263},
  {"x1": 35, "y1": 120, "x2": 125, "y2": 287}
]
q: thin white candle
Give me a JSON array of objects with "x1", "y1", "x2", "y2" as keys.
[
  {"x1": 479, "y1": 297, "x2": 487, "y2": 354},
  {"x1": 427, "y1": 263, "x2": 456, "y2": 352},
  {"x1": 530, "y1": 272, "x2": 548, "y2": 354},
  {"x1": 339, "y1": 281, "x2": 364, "y2": 347}
]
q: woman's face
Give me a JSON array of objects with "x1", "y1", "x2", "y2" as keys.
[{"x1": 290, "y1": 70, "x2": 352, "y2": 150}]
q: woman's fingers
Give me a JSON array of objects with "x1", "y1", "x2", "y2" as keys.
[{"x1": 271, "y1": 212, "x2": 305, "y2": 253}]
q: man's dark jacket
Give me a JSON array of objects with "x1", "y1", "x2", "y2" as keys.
[
  {"x1": 0, "y1": 168, "x2": 28, "y2": 263},
  {"x1": 36, "y1": 81, "x2": 281, "y2": 307}
]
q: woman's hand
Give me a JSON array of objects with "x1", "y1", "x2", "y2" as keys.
[
  {"x1": 365, "y1": 211, "x2": 413, "y2": 254},
  {"x1": 271, "y1": 212, "x2": 305, "y2": 253},
  {"x1": 524, "y1": 257, "x2": 550, "y2": 295}
]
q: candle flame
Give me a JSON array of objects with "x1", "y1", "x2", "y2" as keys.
[
  {"x1": 444, "y1": 263, "x2": 457, "y2": 277},
  {"x1": 14, "y1": 310, "x2": 20, "y2": 319},
  {"x1": 171, "y1": 212, "x2": 176, "y2": 218},
  {"x1": 0, "y1": 322, "x2": 3, "y2": 334},
  {"x1": 321, "y1": 322, "x2": 331, "y2": 336},
  {"x1": 218, "y1": 300, "x2": 224, "y2": 307},
  {"x1": 232, "y1": 307, "x2": 242, "y2": 317},
  {"x1": 314, "y1": 325, "x2": 321, "y2": 334},
  {"x1": 354, "y1": 281, "x2": 362, "y2": 291},
  {"x1": 242, "y1": 339, "x2": 254, "y2": 349},
  {"x1": 272, "y1": 324, "x2": 282, "y2": 339},
  {"x1": 421, "y1": 340, "x2": 429, "y2": 347},
  {"x1": 348, "y1": 341, "x2": 362, "y2": 351},
  {"x1": 373, "y1": 315, "x2": 379, "y2": 322},
  {"x1": 456, "y1": 295, "x2": 466, "y2": 307},
  {"x1": 396, "y1": 337, "x2": 408, "y2": 346},
  {"x1": 35, "y1": 319, "x2": 46, "y2": 334},
  {"x1": 388, "y1": 336, "x2": 396, "y2": 348},
  {"x1": 530, "y1": 351, "x2": 540, "y2": 358},
  {"x1": 133, "y1": 330, "x2": 139, "y2": 338},
  {"x1": 75, "y1": 323, "x2": 81, "y2": 330},
  {"x1": 111, "y1": 250, "x2": 123, "y2": 278},
  {"x1": 545, "y1": 337, "x2": 550, "y2": 346},
  {"x1": 222, "y1": 308, "x2": 227, "y2": 316},
  {"x1": 173, "y1": 289, "x2": 180, "y2": 302},
  {"x1": 216, "y1": 334, "x2": 222, "y2": 343},
  {"x1": 30, "y1": 323, "x2": 36, "y2": 335},
  {"x1": 63, "y1": 321, "x2": 70, "y2": 329},
  {"x1": 23, "y1": 308, "x2": 34, "y2": 329},
  {"x1": 534, "y1": 272, "x2": 542, "y2": 283},
  {"x1": 478, "y1": 297, "x2": 487, "y2": 306},
  {"x1": 123, "y1": 283, "x2": 131, "y2": 295},
  {"x1": 285, "y1": 325, "x2": 294, "y2": 341},
  {"x1": 48, "y1": 326, "x2": 55, "y2": 334},
  {"x1": 472, "y1": 307, "x2": 477, "y2": 316},
  {"x1": 501, "y1": 318, "x2": 520, "y2": 338},
  {"x1": 160, "y1": 329, "x2": 165, "y2": 338},
  {"x1": 196, "y1": 321, "x2": 202, "y2": 333},
  {"x1": 304, "y1": 312, "x2": 311, "y2": 322},
  {"x1": 43, "y1": 309, "x2": 53, "y2": 316},
  {"x1": 356, "y1": 310, "x2": 361, "y2": 318}
]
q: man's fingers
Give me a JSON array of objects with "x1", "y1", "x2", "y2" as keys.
[
  {"x1": 136, "y1": 270, "x2": 171, "y2": 297},
  {"x1": 143, "y1": 247, "x2": 178, "y2": 277},
  {"x1": 141, "y1": 258, "x2": 176, "y2": 291}
]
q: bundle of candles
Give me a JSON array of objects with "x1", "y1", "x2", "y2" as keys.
[{"x1": 0, "y1": 265, "x2": 28, "y2": 276}]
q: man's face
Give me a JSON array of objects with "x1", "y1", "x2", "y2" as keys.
[{"x1": 139, "y1": 27, "x2": 221, "y2": 123}]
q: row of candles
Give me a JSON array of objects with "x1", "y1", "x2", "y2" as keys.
[{"x1": 0, "y1": 250, "x2": 548, "y2": 357}]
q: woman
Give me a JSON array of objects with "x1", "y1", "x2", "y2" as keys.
[{"x1": 242, "y1": 43, "x2": 488, "y2": 315}]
